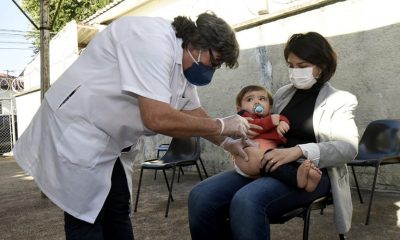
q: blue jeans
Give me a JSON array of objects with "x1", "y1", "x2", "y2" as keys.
[
  {"x1": 188, "y1": 169, "x2": 330, "y2": 240},
  {"x1": 64, "y1": 158, "x2": 134, "y2": 240}
]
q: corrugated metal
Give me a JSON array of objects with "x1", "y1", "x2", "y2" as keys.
[
  {"x1": 77, "y1": 24, "x2": 99, "y2": 47},
  {"x1": 82, "y1": 0, "x2": 152, "y2": 25},
  {"x1": 83, "y1": 0, "x2": 126, "y2": 24}
]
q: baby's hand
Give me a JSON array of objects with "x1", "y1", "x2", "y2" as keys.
[
  {"x1": 271, "y1": 114, "x2": 280, "y2": 126},
  {"x1": 277, "y1": 121, "x2": 290, "y2": 136}
]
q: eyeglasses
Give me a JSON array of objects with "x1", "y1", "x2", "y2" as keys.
[{"x1": 209, "y1": 49, "x2": 222, "y2": 69}]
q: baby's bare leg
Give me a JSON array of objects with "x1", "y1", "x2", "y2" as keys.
[
  {"x1": 234, "y1": 146, "x2": 265, "y2": 178},
  {"x1": 305, "y1": 163, "x2": 322, "y2": 192},
  {"x1": 297, "y1": 160, "x2": 311, "y2": 189}
]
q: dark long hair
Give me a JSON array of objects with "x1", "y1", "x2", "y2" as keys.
[{"x1": 284, "y1": 32, "x2": 337, "y2": 83}]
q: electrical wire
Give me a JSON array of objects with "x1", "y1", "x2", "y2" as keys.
[
  {"x1": 0, "y1": 47, "x2": 34, "y2": 50},
  {"x1": 0, "y1": 41, "x2": 33, "y2": 44}
]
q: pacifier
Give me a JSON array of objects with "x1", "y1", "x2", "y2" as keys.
[{"x1": 253, "y1": 103, "x2": 264, "y2": 115}]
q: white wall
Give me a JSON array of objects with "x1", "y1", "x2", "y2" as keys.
[
  {"x1": 119, "y1": 0, "x2": 400, "y2": 190},
  {"x1": 198, "y1": 0, "x2": 400, "y2": 190},
  {"x1": 21, "y1": 21, "x2": 80, "y2": 93},
  {"x1": 15, "y1": 91, "x2": 40, "y2": 138},
  {"x1": 16, "y1": 0, "x2": 400, "y2": 191},
  {"x1": 15, "y1": 21, "x2": 81, "y2": 137}
]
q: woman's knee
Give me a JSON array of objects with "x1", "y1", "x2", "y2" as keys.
[
  {"x1": 188, "y1": 182, "x2": 213, "y2": 215},
  {"x1": 188, "y1": 182, "x2": 205, "y2": 204},
  {"x1": 230, "y1": 190, "x2": 260, "y2": 218}
]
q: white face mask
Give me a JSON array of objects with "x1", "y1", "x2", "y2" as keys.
[{"x1": 288, "y1": 67, "x2": 317, "y2": 89}]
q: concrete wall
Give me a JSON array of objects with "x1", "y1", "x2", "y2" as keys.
[
  {"x1": 14, "y1": 90, "x2": 41, "y2": 139},
  {"x1": 134, "y1": 0, "x2": 400, "y2": 192},
  {"x1": 137, "y1": 0, "x2": 400, "y2": 192},
  {"x1": 15, "y1": 21, "x2": 81, "y2": 138},
  {"x1": 19, "y1": 0, "x2": 400, "y2": 192},
  {"x1": 194, "y1": 0, "x2": 400, "y2": 191}
]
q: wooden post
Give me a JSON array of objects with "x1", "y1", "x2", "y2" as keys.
[
  {"x1": 40, "y1": 0, "x2": 50, "y2": 100},
  {"x1": 40, "y1": 0, "x2": 50, "y2": 199}
]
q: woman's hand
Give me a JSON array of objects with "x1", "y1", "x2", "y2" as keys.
[{"x1": 260, "y1": 146, "x2": 303, "y2": 172}]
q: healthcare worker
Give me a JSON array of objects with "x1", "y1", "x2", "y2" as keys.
[{"x1": 13, "y1": 12, "x2": 253, "y2": 240}]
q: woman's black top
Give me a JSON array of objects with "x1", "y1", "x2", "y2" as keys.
[{"x1": 280, "y1": 82, "x2": 323, "y2": 148}]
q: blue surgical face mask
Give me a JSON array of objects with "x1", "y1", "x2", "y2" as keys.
[{"x1": 184, "y1": 49, "x2": 215, "y2": 86}]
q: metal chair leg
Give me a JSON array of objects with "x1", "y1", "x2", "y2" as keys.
[
  {"x1": 194, "y1": 162, "x2": 203, "y2": 181},
  {"x1": 351, "y1": 165, "x2": 363, "y2": 203},
  {"x1": 134, "y1": 167, "x2": 144, "y2": 212},
  {"x1": 199, "y1": 157, "x2": 208, "y2": 178},
  {"x1": 365, "y1": 165, "x2": 380, "y2": 225},
  {"x1": 177, "y1": 167, "x2": 185, "y2": 183},
  {"x1": 154, "y1": 150, "x2": 161, "y2": 180},
  {"x1": 162, "y1": 169, "x2": 174, "y2": 202},
  {"x1": 165, "y1": 166, "x2": 176, "y2": 218},
  {"x1": 302, "y1": 205, "x2": 313, "y2": 240}
]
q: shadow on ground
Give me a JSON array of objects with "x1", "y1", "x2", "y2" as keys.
[{"x1": 0, "y1": 156, "x2": 399, "y2": 239}]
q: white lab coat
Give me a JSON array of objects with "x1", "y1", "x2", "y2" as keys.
[{"x1": 13, "y1": 16, "x2": 201, "y2": 223}]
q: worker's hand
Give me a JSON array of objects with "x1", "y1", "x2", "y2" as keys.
[
  {"x1": 217, "y1": 115, "x2": 249, "y2": 138},
  {"x1": 220, "y1": 137, "x2": 259, "y2": 161},
  {"x1": 242, "y1": 116, "x2": 262, "y2": 139}
]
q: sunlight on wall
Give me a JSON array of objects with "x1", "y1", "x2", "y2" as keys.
[
  {"x1": 237, "y1": 0, "x2": 400, "y2": 49},
  {"x1": 94, "y1": 0, "x2": 400, "y2": 51},
  {"x1": 15, "y1": 90, "x2": 40, "y2": 138}
]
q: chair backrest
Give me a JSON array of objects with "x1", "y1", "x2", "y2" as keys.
[
  {"x1": 356, "y1": 119, "x2": 400, "y2": 160},
  {"x1": 161, "y1": 137, "x2": 201, "y2": 163}
]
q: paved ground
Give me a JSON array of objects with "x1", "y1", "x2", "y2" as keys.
[{"x1": 0, "y1": 156, "x2": 399, "y2": 240}]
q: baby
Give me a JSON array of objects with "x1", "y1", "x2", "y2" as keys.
[{"x1": 234, "y1": 85, "x2": 322, "y2": 192}]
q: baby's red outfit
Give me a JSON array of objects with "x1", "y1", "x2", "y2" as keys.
[{"x1": 238, "y1": 110, "x2": 289, "y2": 145}]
